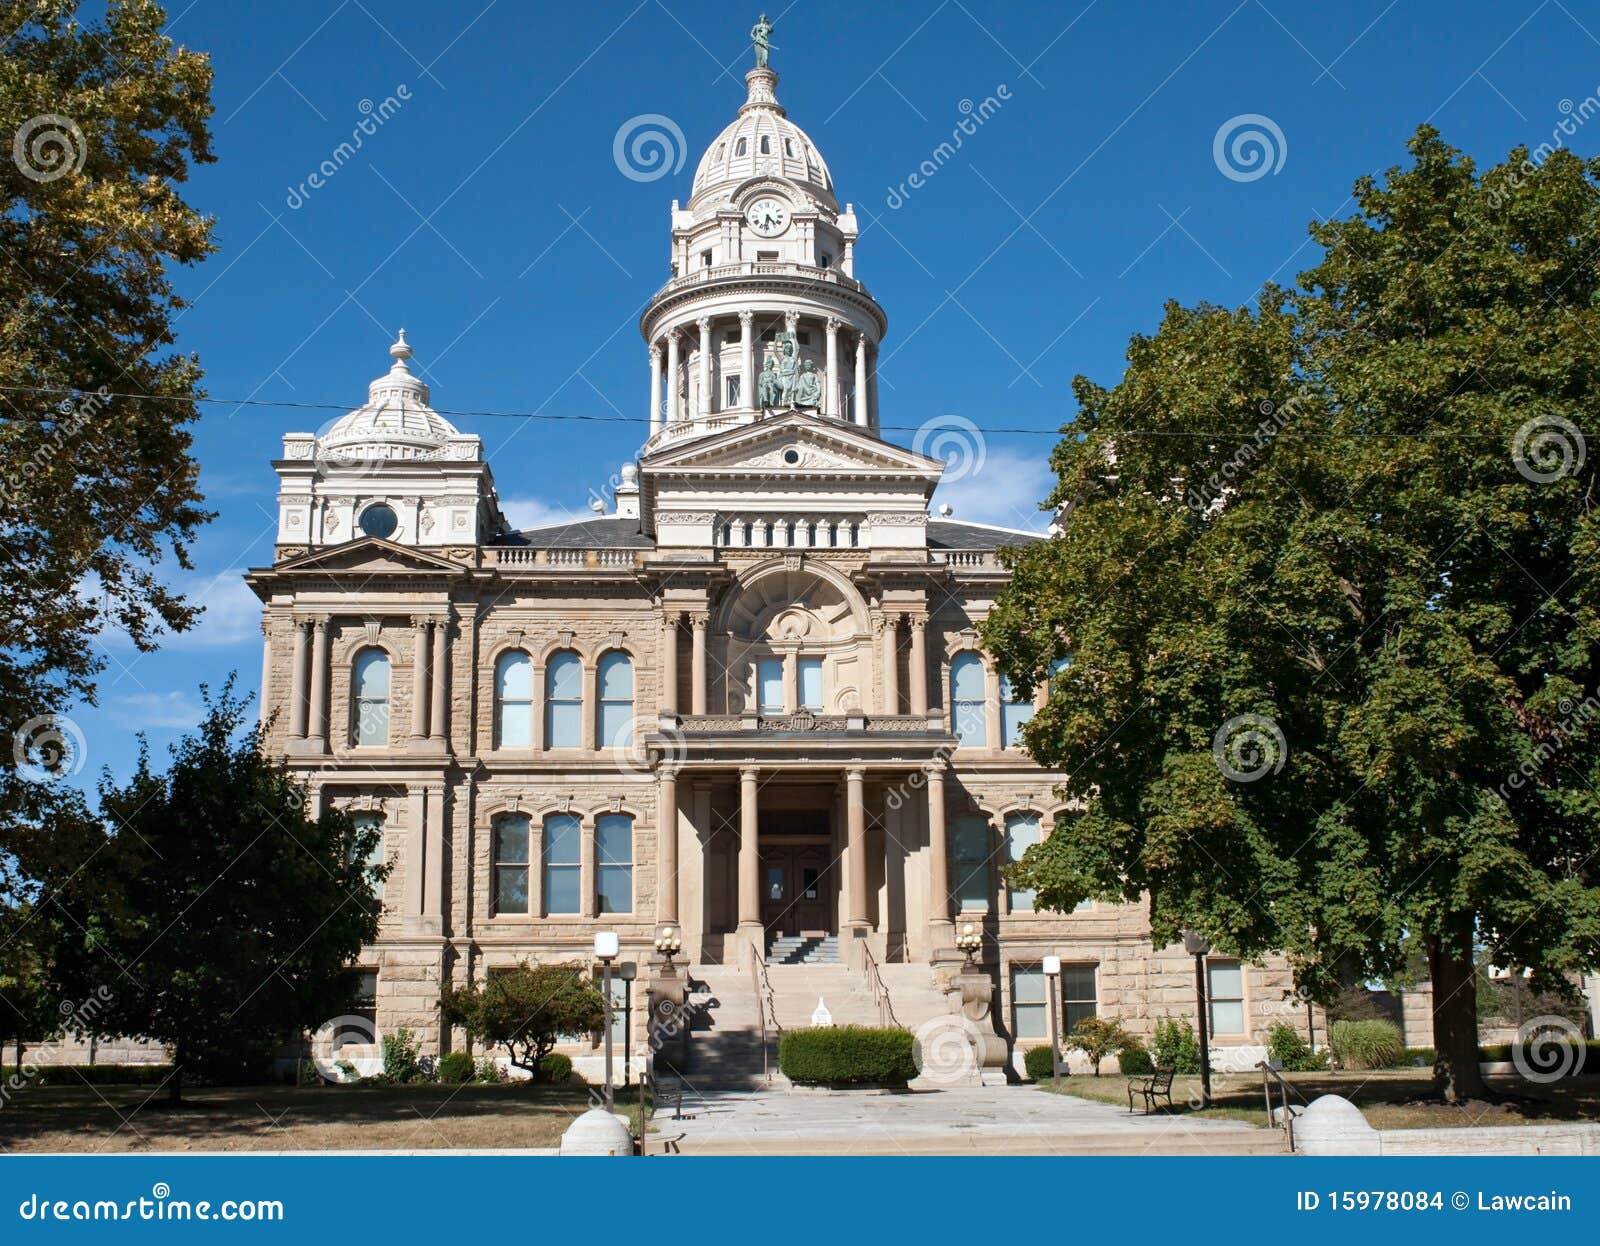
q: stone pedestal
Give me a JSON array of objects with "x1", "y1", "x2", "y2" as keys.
[
  {"x1": 647, "y1": 958, "x2": 690, "y2": 1073},
  {"x1": 955, "y1": 966, "x2": 1010, "y2": 1086}
]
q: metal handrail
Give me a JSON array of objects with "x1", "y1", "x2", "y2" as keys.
[
  {"x1": 1256, "y1": 1061, "x2": 1308, "y2": 1152},
  {"x1": 751, "y1": 950, "x2": 781, "y2": 1082},
  {"x1": 861, "y1": 943, "x2": 903, "y2": 1029}
]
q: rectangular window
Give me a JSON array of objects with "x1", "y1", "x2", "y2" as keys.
[
  {"x1": 596, "y1": 813, "x2": 633, "y2": 914},
  {"x1": 350, "y1": 811, "x2": 385, "y2": 903},
  {"x1": 1062, "y1": 963, "x2": 1097, "y2": 1031},
  {"x1": 819, "y1": 253, "x2": 832, "y2": 269},
  {"x1": 546, "y1": 656, "x2": 582, "y2": 748},
  {"x1": 953, "y1": 814, "x2": 990, "y2": 912},
  {"x1": 544, "y1": 813, "x2": 581, "y2": 915},
  {"x1": 351, "y1": 969, "x2": 378, "y2": 1027},
  {"x1": 1001, "y1": 676, "x2": 1036, "y2": 748},
  {"x1": 798, "y1": 657, "x2": 823, "y2": 711},
  {"x1": 700, "y1": 249, "x2": 713, "y2": 267},
  {"x1": 1012, "y1": 966, "x2": 1048, "y2": 1040},
  {"x1": 1208, "y1": 960, "x2": 1245, "y2": 1035},
  {"x1": 493, "y1": 816, "x2": 530, "y2": 915},
  {"x1": 726, "y1": 375, "x2": 741, "y2": 407},
  {"x1": 757, "y1": 657, "x2": 784, "y2": 713},
  {"x1": 1004, "y1": 814, "x2": 1040, "y2": 912}
]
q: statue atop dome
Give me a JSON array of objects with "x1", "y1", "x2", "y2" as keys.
[{"x1": 750, "y1": 13, "x2": 775, "y2": 69}]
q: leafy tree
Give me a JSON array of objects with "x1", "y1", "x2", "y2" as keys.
[
  {"x1": 1063, "y1": 1016, "x2": 1136, "y2": 1076},
  {"x1": 441, "y1": 962, "x2": 604, "y2": 1079},
  {"x1": 0, "y1": 905, "x2": 60, "y2": 1067},
  {"x1": 0, "y1": 0, "x2": 215, "y2": 895},
  {"x1": 46, "y1": 680, "x2": 382, "y2": 1101},
  {"x1": 984, "y1": 128, "x2": 1600, "y2": 1103}
]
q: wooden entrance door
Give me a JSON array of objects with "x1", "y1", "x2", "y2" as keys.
[{"x1": 759, "y1": 844, "x2": 832, "y2": 937}]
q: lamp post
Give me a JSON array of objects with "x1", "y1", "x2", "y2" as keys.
[
  {"x1": 618, "y1": 961, "x2": 637, "y2": 1088},
  {"x1": 1182, "y1": 929, "x2": 1212, "y2": 1109},
  {"x1": 1042, "y1": 955, "x2": 1062, "y2": 1082},
  {"x1": 956, "y1": 922, "x2": 982, "y2": 966},
  {"x1": 594, "y1": 931, "x2": 619, "y2": 1113},
  {"x1": 654, "y1": 924, "x2": 682, "y2": 970}
]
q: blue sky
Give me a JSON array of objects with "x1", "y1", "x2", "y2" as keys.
[{"x1": 69, "y1": 0, "x2": 1600, "y2": 785}]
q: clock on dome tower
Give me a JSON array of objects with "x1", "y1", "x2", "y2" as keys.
[{"x1": 744, "y1": 195, "x2": 789, "y2": 237}]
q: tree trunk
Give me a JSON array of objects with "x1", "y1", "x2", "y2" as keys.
[
  {"x1": 1427, "y1": 926, "x2": 1486, "y2": 1103},
  {"x1": 168, "y1": 1039, "x2": 183, "y2": 1105}
]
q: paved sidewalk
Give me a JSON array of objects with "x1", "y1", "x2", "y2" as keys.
[{"x1": 653, "y1": 1085, "x2": 1285, "y2": 1155}]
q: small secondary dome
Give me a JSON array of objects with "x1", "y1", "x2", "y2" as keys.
[
  {"x1": 318, "y1": 330, "x2": 459, "y2": 461},
  {"x1": 690, "y1": 67, "x2": 834, "y2": 208}
]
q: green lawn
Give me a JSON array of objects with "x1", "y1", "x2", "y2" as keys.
[
  {"x1": 1039, "y1": 1069, "x2": 1600, "y2": 1130},
  {"x1": 0, "y1": 1080, "x2": 647, "y2": 1152}
]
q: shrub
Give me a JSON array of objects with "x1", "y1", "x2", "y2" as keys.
[
  {"x1": 474, "y1": 1056, "x2": 503, "y2": 1084},
  {"x1": 1023, "y1": 1045, "x2": 1056, "y2": 1081},
  {"x1": 24, "y1": 1064, "x2": 173, "y2": 1087},
  {"x1": 1118, "y1": 1038, "x2": 1154, "y2": 1074},
  {"x1": 1064, "y1": 1016, "x2": 1136, "y2": 1075},
  {"x1": 1266, "y1": 1021, "x2": 1326, "y2": 1072},
  {"x1": 441, "y1": 962, "x2": 604, "y2": 1077},
  {"x1": 436, "y1": 1051, "x2": 475, "y2": 1084},
  {"x1": 538, "y1": 1052, "x2": 573, "y2": 1084},
  {"x1": 1151, "y1": 1017, "x2": 1201, "y2": 1073},
  {"x1": 1329, "y1": 1019, "x2": 1404, "y2": 1070},
  {"x1": 381, "y1": 1028, "x2": 425, "y2": 1083},
  {"x1": 779, "y1": 1026, "x2": 917, "y2": 1086}
]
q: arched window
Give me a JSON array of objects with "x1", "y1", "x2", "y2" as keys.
[
  {"x1": 352, "y1": 648, "x2": 390, "y2": 746},
  {"x1": 350, "y1": 811, "x2": 385, "y2": 904},
  {"x1": 1004, "y1": 812, "x2": 1040, "y2": 912},
  {"x1": 597, "y1": 813, "x2": 633, "y2": 913},
  {"x1": 495, "y1": 651, "x2": 533, "y2": 748},
  {"x1": 1000, "y1": 674, "x2": 1035, "y2": 748},
  {"x1": 735, "y1": 137, "x2": 747, "y2": 156},
  {"x1": 597, "y1": 651, "x2": 633, "y2": 749},
  {"x1": 759, "y1": 134, "x2": 771, "y2": 154},
  {"x1": 544, "y1": 812, "x2": 581, "y2": 914},
  {"x1": 545, "y1": 650, "x2": 582, "y2": 748},
  {"x1": 493, "y1": 813, "x2": 530, "y2": 915},
  {"x1": 953, "y1": 814, "x2": 991, "y2": 912},
  {"x1": 951, "y1": 652, "x2": 987, "y2": 747}
]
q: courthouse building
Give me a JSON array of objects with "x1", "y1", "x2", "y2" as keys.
[{"x1": 247, "y1": 49, "x2": 1295, "y2": 1078}]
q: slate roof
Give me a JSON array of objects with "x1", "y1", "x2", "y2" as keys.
[
  {"x1": 927, "y1": 519, "x2": 1045, "y2": 550},
  {"x1": 495, "y1": 516, "x2": 654, "y2": 549}
]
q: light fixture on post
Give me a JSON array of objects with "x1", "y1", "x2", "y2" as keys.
[
  {"x1": 617, "y1": 961, "x2": 637, "y2": 1088},
  {"x1": 956, "y1": 921, "x2": 982, "y2": 966},
  {"x1": 654, "y1": 924, "x2": 682, "y2": 970},
  {"x1": 1042, "y1": 955, "x2": 1062, "y2": 1082},
  {"x1": 593, "y1": 931, "x2": 620, "y2": 1113},
  {"x1": 1181, "y1": 929, "x2": 1212, "y2": 1109}
]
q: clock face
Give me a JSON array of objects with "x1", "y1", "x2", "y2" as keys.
[{"x1": 744, "y1": 196, "x2": 789, "y2": 237}]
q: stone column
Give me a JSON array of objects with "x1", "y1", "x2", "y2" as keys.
[
  {"x1": 984, "y1": 661, "x2": 1002, "y2": 752},
  {"x1": 737, "y1": 766, "x2": 763, "y2": 963},
  {"x1": 926, "y1": 762, "x2": 953, "y2": 951},
  {"x1": 739, "y1": 310, "x2": 755, "y2": 409},
  {"x1": 666, "y1": 330, "x2": 682, "y2": 425},
  {"x1": 782, "y1": 649, "x2": 798, "y2": 714},
  {"x1": 854, "y1": 333, "x2": 869, "y2": 427},
  {"x1": 409, "y1": 617, "x2": 431, "y2": 745},
  {"x1": 845, "y1": 767, "x2": 869, "y2": 932},
  {"x1": 868, "y1": 341, "x2": 880, "y2": 432},
  {"x1": 878, "y1": 612, "x2": 900, "y2": 714},
  {"x1": 648, "y1": 343, "x2": 663, "y2": 438},
  {"x1": 657, "y1": 771, "x2": 679, "y2": 925},
  {"x1": 307, "y1": 616, "x2": 330, "y2": 747},
  {"x1": 689, "y1": 612, "x2": 708, "y2": 716},
  {"x1": 259, "y1": 619, "x2": 274, "y2": 728},
  {"x1": 908, "y1": 615, "x2": 929, "y2": 716},
  {"x1": 429, "y1": 617, "x2": 448, "y2": 745},
  {"x1": 697, "y1": 316, "x2": 713, "y2": 417},
  {"x1": 288, "y1": 617, "x2": 310, "y2": 740},
  {"x1": 824, "y1": 317, "x2": 841, "y2": 417},
  {"x1": 423, "y1": 784, "x2": 445, "y2": 919},
  {"x1": 580, "y1": 812, "x2": 597, "y2": 919},
  {"x1": 660, "y1": 612, "x2": 680, "y2": 715}
]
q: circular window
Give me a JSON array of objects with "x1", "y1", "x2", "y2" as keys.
[
  {"x1": 358, "y1": 503, "x2": 398, "y2": 539},
  {"x1": 782, "y1": 448, "x2": 800, "y2": 465}
]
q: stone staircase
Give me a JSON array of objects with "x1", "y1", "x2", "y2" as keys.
[
  {"x1": 678, "y1": 966, "x2": 775, "y2": 1091},
  {"x1": 767, "y1": 934, "x2": 839, "y2": 964}
]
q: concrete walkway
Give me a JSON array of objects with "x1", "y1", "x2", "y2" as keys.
[{"x1": 652, "y1": 1085, "x2": 1285, "y2": 1155}]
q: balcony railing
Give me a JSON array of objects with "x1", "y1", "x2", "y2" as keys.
[
  {"x1": 650, "y1": 259, "x2": 869, "y2": 302},
  {"x1": 489, "y1": 547, "x2": 644, "y2": 569},
  {"x1": 675, "y1": 710, "x2": 943, "y2": 734}
]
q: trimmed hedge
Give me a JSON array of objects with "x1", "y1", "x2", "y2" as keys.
[
  {"x1": 779, "y1": 1026, "x2": 917, "y2": 1086},
  {"x1": 436, "y1": 1051, "x2": 475, "y2": 1084},
  {"x1": 1023, "y1": 1045, "x2": 1056, "y2": 1081},
  {"x1": 538, "y1": 1052, "x2": 573, "y2": 1084}
]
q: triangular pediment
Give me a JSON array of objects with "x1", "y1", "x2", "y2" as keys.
[
  {"x1": 265, "y1": 537, "x2": 469, "y2": 576},
  {"x1": 643, "y1": 411, "x2": 944, "y2": 478}
]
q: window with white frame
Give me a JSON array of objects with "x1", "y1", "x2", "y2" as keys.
[
  {"x1": 798, "y1": 657, "x2": 823, "y2": 711},
  {"x1": 351, "y1": 648, "x2": 391, "y2": 746},
  {"x1": 1062, "y1": 963, "x2": 1097, "y2": 1030},
  {"x1": 543, "y1": 812, "x2": 581, "y2": 915},
  {"x1": 545, "y1": 651, "x2": 582, "y2": 748},
  {"x1": 493, "y1": 814, "x2": 530, "y2": 915},
  {"x1": 1004, "y1": 812, "x2": 1040, "y2": 912},
  {"x1": 951, "y1": 652, "x2": 987, "y2": 747},
  {"x1": 1208, "y1": 959, "x2": 1245, "y2": 1034},
  {"x1": 349, "y1": 810, "x2": 385, "y2": 904},
  {"x1": 757, "y1": 657, "x2": 783, "y2": 713},
  {"x1": 597, "y1": 652, "x2": 633, "y2": 750},
  {"x1": 494, "y1": 651, "x2": 533, "y2": 748},
  {"x1": 1012, "y1": 966, "x2": 1048, "y2": 1040},
  {"x1": 1000, "y1": 675, "x2": 1035, "y2": 748},
  {"x1": 953, "y1": 814, "x2": 991, "y2": 912},
  {"x1": 596, "y1": 813, "x2": 633, "y2": 914}
]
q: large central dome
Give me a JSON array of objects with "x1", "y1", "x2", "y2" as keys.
[{"x1": 689, "y1": 67, "x2": 835, "y2": 210}]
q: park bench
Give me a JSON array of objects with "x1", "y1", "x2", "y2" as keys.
[{"x1": 1126, "y1": 1067, "x2": 1176, "y2": 1114}]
